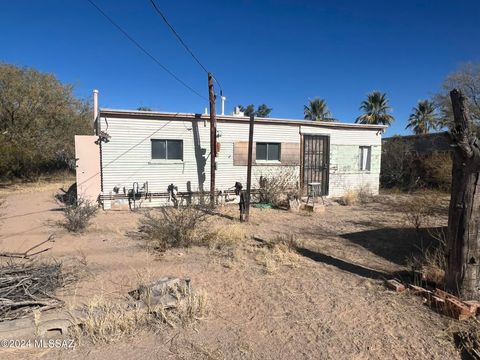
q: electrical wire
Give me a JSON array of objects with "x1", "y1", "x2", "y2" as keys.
[
  {"x1": 86, "y1": 0, "x2": 208, "y2": 101},
  {"x1": 149, "y1": 0, "x2": 223, "y2": 94}
]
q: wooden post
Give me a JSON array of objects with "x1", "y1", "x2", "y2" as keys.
[
  {"x1": 245, "y1": 114, "x2": 255, "y2": 222},
  {"x1": 445, "y1": 89, "x2": 480, "y2": 299},
  {"x1": 208, "y1": 73, "x2": 217, "y2": 208}
]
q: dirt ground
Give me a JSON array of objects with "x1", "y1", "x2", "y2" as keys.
[{"x1": 0, "y1": 182, "x2": 465, "y2": 359}]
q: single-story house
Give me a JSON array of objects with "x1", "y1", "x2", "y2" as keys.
[{"x1": 75, "y1": 101, "x2": 385, "y2": 209}]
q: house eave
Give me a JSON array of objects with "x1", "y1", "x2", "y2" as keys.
[{"x1": 99, "y1": 108, "x2": 388, "y2": 131}]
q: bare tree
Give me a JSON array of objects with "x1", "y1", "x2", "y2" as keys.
[
  {"x1": 435, "y1": 63, "x2": 480, "y2": 130},
  {"x1": 445, "y1": 89, "x2": 480, "y2": 299}
]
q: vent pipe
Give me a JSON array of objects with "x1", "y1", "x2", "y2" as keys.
[
  {"x1": 220, "y1": 95, "x2": 226, "y2": 116},
  {"x1": 93, "y1": 89, "x2": 99, "y2": 135}
]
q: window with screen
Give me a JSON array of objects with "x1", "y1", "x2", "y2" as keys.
[
  {"x1": 359, "y1": 146, "x2": 371, "y2": 171},
  {"x1": 256, "y1": 143, "x2": 281, "y2": 161},
  {"x1": 151, "y1": 139, "x2": 183, "y2": 160}
]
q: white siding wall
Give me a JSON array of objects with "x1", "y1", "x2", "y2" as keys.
[{"x1": 99, "y1": 115, "x2": 382, "y2": 208}]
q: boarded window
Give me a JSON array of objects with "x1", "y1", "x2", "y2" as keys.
[
  {"x1": 151, "y1": 139, "x2": 183, "y2": 160},
  {"x1": 359, "y1": 146, "x2": 371, "y2": 171},
  {"x1": 256, "y1": 143, "x2": 280, "y2": 161},
  {"x1": 234, "y1": 142, "x2": 299, "y2": 166}
]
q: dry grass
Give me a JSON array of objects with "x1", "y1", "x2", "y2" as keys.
[
  {"x1": 0, "y1": 174, "x2": 74, "y2": 196},
  {"x1": 402, "y1": 193, "x2": 448, "y2": 286},
  {"x1": 71, "y1": 290, "x2": 209, "y2": 345},
  {"x1": 407, "y1": 227, "x2": 447, "y2": 286},
  {"x1": 255, "y1": 235, "x2": 303, "y2": 274},
  {"x1": 339, "y1": 189, "x2": 359, "y2": 206},
  {"x1": 207, "y1": 223, "x2": 246, "y2": 251}
]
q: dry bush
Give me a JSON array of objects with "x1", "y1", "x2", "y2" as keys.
[
  {"x1": 381, "y1": 136, "x2": 452, "y2": 191},
  {"x1": 138, "y1": 206, "x2": 211, "y2": 252},
  {"x1": 58, "y1": 196, "x2": 98, "y2": 233},
  {"x1": 339, "y1": 189, "x2": 359, "y2": 206},
  {"x1": 257, "y1": 168, "x2": 299, "y2": 207},
  {"x1": 72, "y1": 290, "x2": 208, "y2": 344},
  {"x1": 357, "y1": 184, "x2": 374, "y2": 204},
  {"x1": 255, "y1": 235, "x2": 302, "y2": 274},
  {"x1": 407, "y1": 228, "x2": 447, "y2": 286},
  {"x1": 401, "y1": 193, "x2": 442, "y2": 231},
  {"x1": 402, "y1": 195, "x2": 447, "y2": 286},
  {"x1": 381, "y1": 137, "x2": 415, "y2": 189},
  {"x1": 416, "y1": 152, "x2": 452, "y2": 191}
]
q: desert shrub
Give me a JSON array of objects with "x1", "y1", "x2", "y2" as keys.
[
  {"x1": 339, "y1": 189, "x2": 359, "y2": 206},
  {"x1": 58, "y1": 197, "x2": 98, "y2": 233},
  {"x1": 381, "y1": 137, "x2": 415, "y2": 189},
  {"x1": 381, "y1": 137, "x2": 452, "y2": 191},
  {"x1": 413, "y1": 152, "x2": 452, "y2": 191},
  {"x1": 257, "y1": 168, "x2": 299, "y2": 207},
  {"x1": 401, "y1": 193, "x2": 441, "y2": 231},
  {"x1": 139, "y1": 206, "x2": 210, "y2": 252}
]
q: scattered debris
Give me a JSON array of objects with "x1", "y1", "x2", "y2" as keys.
[
  {"x1": 387, "y1": 280, "x2": 480, "y2": 321},
  {"x1": 386, "y1": 279, "x2": 406, "y2": 293},
  {"x1": 0, "y1": 259, "x2": 78, "y2": 322},
  {"x1": 129, "y1": 277, "x2": 191, "y2": 308},
  {"x1": 0, "y1": 234, "x2": 55, "y2": 259},
  {"x1": 456, "y1": 328, "x2": 480, "y2": 360},
  {"x1": 304, "y1": 203, "x2": 325, "y2": 213}
]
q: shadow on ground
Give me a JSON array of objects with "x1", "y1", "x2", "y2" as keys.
[
  {"x1": 340, "y1": 226, "x2": 447, "y2": 266},
  {"x1": 296, "y1": 246, "x2": 412, "y2": 281}
]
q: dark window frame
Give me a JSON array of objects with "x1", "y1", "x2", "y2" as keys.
[
  {"x1": 151, "y1": 139, "x2": 183, "y2": 160},
  {"x1": 256, "y1": 142, "x2": 281, "y2": 161}
]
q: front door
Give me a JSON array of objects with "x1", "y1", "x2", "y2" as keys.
[{"x1": 302, "y1": 135, "x2": 330, "y2": 195}]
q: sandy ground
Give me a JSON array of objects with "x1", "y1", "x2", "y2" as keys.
[{"x1": 0, "y1": 182, "x2": 462, "y2": 359}]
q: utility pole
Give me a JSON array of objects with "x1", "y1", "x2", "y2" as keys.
[
  {"x1": 208, "y1": 73, "x2": 217, "y2": 208},
  {"x1": 245, "y1": 114, "x2": 255, "y2": 221}
]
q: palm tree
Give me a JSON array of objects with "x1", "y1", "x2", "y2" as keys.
[
  {"x1": 356, "y1": 91, "x2": 394, "y2": 125},
  {"x1": 304, "y1": 98, "x2": 332, "y2": 121},
  {"x1": 405, "y1": 100, "x2": 438, "y2": 135}
]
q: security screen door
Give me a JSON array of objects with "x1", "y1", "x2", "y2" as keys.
[{"x1": 302, "y1": 135, "x2": 330, "y2": 196}]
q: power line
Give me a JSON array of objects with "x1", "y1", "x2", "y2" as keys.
[
  {"x1": 149, "y1": 0, "x2": 223, "y2": 93},
  {"x1": 86, "y1": 0, "x2": 208, "y2": 101}
]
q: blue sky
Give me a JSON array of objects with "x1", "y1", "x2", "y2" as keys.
[{"x1": 1, "y1": 0, "x2": 479, "y2": 135}]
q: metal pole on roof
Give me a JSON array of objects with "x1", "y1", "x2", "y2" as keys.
[
  {"x1": 245, "y1": 114, "x2": 255, "y2": 222},
  {"x1": 208, "y1": 73, "x2": 217, "y2": 208}
]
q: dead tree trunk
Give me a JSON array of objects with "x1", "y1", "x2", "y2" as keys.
[{"x1": 445, "y1": 89, "x2": 480, "y2": 299}]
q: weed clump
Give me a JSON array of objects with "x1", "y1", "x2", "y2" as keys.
[
  {"x1": 138, "y1": 206, "x2": 210, "y2": 252},
  {"x1": 58, "y1": 196, "x2": 98, "y2": 233},
  {"x1": 255, "y1": 235, "x2": 302, "y2": 274}
]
